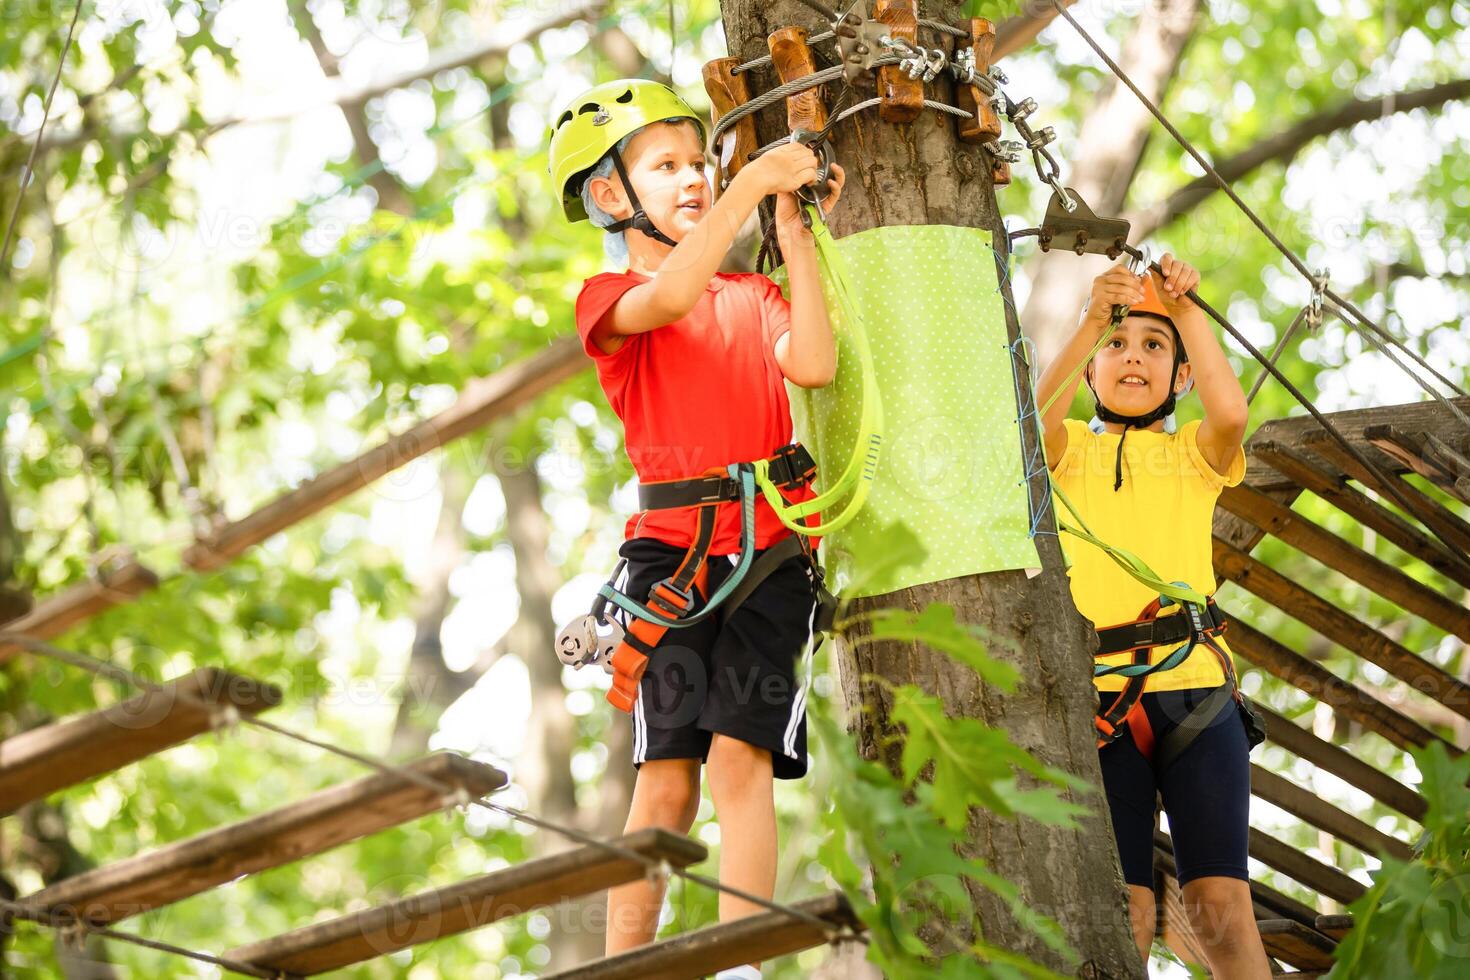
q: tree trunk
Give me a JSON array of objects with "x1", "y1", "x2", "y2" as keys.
[
  {"x1": 716, "y1": 2, "x2": 1139, "y2": 974},
  {"x1": 1017, "y1": 0, "x2": 1201, "y2": 364}
]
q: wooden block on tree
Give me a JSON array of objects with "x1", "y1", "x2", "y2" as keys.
[
  {"x1": 225, "y1": 828, "x2": 706, "y2": 976},
  {"x1": 0, "y1": 561, "x2": 159, "y2": 662},
  {"x1": 1249, "y1": 764, "x2": 1413, "y2": 861},
  {"x1": 1213, "y1": 536, "x2": 1470, "y2": 721},
  {"x1": 873, "y1": 0, "x2": 922, "y2": 123},
  {"x1": 1315, "y1": 913, "x2": 1353, "y2": 940},
  {"x1": 0, "y1": 667, "x2": 281, "y2": 816},
  {"x1": 541, "y1": 891, "x2": 862, "y2": 980},
  {"x1": 1252, "y1": 441, "x2": 1470, "y2": 589},
  {"x1": 1217, "y1": 483, "x2": 1470, "y2": 643},
  {"x1": 1253, "y1": 702, "x2": 1427, "y2": 822},
  {"x1": 21, "y1": 752, "x2": 506, "y2": 924},
  {"x1": 953, "y1": 19, "x2": 1001, "y2": 142},
  {"x1": 767, "y1": 26, "x2": 827, "y2": 134},
  {"x1": 182, "y1": 337, "x2": 584, "y2": 572},
  {"x1": 703, "y1": 57, "x2": 758, "y2": 196}
]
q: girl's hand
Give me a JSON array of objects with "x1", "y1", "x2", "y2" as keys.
[
  {"x1": 1155, "y1": 252, "x2": 1200, "y2": 315},
  {"x1": 1083, "y1": 261, "x2": 1146, "y2": 329}
]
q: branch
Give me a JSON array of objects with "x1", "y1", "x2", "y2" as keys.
[
  {"x1": 993, "y1": 0, "x2": 1079, "y2": 62},
  {"x1": 23, "y1": 1, "x2": 601, "y2": 156},
  {"x1": 1130, "y1": 78, "x2": 1470, "y2": 239}
]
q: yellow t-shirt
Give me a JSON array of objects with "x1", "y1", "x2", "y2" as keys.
[{"x1": 1051, "y1": 418, "x2": 1246, "y2": 692}]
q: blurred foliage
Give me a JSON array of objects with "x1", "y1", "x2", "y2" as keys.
[{"x1": 0, "y1": 0, "x2": 1467, "y2": 976}]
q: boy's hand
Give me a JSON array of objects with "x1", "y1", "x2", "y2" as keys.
[
  {"x1": 775, "y1": 163, "x2": 845, "y2": 233},
  {"x1": 1155, "y1": 252, "x2": 1199, "y2": 315},
  {"x1": 741, "y1": 140, "x2": 821, "y2": 198},
  {"x1": 1084, "y1": 261, "x2": 1146, "y2": 329}
]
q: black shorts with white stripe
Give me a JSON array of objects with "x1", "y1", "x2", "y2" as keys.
[{"x1": 615, "y1": 535, "x2": 820, "y2": 781}]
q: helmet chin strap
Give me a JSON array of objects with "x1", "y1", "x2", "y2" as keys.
[
  {"x1": 1087, "y1": 342, "x2": 1185, "y2": 492},
  {"x1": 601, "y1": 147, "x2": 679, "y2": 249}
]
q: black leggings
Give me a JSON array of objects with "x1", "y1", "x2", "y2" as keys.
[{"x1": 1098, "y1": 686, "x2": 1252, "y2": 888}]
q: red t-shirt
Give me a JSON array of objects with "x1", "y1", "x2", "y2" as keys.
[{"x1": 574, "y1": 269, "x2": 820, "y2": 555}]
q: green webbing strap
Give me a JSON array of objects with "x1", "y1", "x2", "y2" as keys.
[
  {"x1": 598, "y1": 463, "x2": 760, "y2": 628},
  {"x1": 1049, "y1": 477, "x2": 1209, "y2": 607},
  {"x1": 1038, "y1": 322, "x2": 1115, "y2": 418},
  {"x1": 754, "y1": 203, "x2": 883, "y2": 536}
]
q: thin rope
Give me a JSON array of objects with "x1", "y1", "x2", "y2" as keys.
[
  {"x1": 1245, "y1": 306, "x2": 1310, "y2": 406},
  {"x1": 0, "y1": 0, "x2": 84, "y2": 273},
  {"x1": 0, "y1": 632, "x2": 862, "y2": 946},
  {"x1": 1048, "y1": 0, "x2": 1469, "y2": 423},
  {"x1": 0, "y1": 897, "x2": 284, "y2": 979}
]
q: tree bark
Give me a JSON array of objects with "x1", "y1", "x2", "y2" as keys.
[
  {"x1": 717, "y1": 2, "x2": 1139, "y2": 974},
  {"x1": 1017, "y1": 0, "x2": 1202, "y2": 364}
]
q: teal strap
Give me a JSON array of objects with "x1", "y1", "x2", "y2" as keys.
[{"x1": 597, "y1": 463, "x2": 760, "y2": 629}]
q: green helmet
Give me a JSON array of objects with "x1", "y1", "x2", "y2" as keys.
[{"x1": 547, "y1": 78, "x2": 707, "y2": 225}]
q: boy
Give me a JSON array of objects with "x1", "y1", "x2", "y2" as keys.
[
  {"x1": 1037, "y1": 254, "x2": 1271, "y2": 978},
  {"x1": 548, "y1": 79, "x2": 844, "y2": 976}
]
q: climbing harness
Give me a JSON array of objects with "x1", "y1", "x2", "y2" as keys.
[
  {"x1": 557, "y1": 442, "x2": 839, "y2": 713},
  {"x1": 1094, "y1": 593, "x2": 1266, "y2": 772}
]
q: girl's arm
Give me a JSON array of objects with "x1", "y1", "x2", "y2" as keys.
[
  {"x1": 773, "y1": 164, "x2": 845, "y2": 388},
  {"x1": 1155, "y1": 255, "x2": 1247, "y2": 475},
  {"x1": 1035, "y1": 261, "x2": 1145, "y2": 467}
]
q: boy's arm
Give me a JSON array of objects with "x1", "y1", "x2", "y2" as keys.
[
  {"x1": 1156, "y1": 257, "x2": 1247, "y2": 475},
  {"x1": 773, "y1": 167, "x2": 844, "y2": 388},
  {"x1": 589, "y1": 143, "x2": 817, "y2": 354}
]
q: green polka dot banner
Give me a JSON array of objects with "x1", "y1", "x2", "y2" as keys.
[{"x1": 773, "y1": 223, "x2": 1041, "y2": 599}]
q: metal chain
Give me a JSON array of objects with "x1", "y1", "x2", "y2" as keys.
[{"x1": 0, "y1": 631, "x2": 861, "y2": 947}]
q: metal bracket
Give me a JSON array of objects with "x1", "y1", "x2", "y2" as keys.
[
  {"x1": 834, "y1": 2, "x2": 891, "y2": 85},
  {"x1": 1035, "y1": 187, "x2": 1132, "y2": 258}
]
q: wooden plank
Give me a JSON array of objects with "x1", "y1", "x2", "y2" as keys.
[
  {"x1": 1249, "y1": 828, "x2": 1366, "y2": 906},
  {"x1": 1253, "y1": 703, "x2": 1427, "y2": 822},
  {"x1": 1257, "y1": 918, "x2": 1338, "y2": 971},
  {"x1": 1154, "y1": 832, "x2": 1318, "y2": 927},
  {"x1": 183, "y1": 337, "x2": 585, "y2": 571},
  {"x1": 1253, "y1": 442, "x2": 1470, "y2": 589},
  {"x1": 540, "y1": 892, "x2": 862, "y2": 980},
  {"x1": 1314, "y1": 913, "x2": 1352, "y2": 940},
  {"x1": 1214, "y1": 481, "x2": 1302, "y2": 556},
  {"x1": 21, "y1": 752, "x2": 506, "y2": 925},
  {"x1": 1157, "y1": 871, "x2": 1208, "y2": 967},
  {"x1": 1218, "y1": 483, "x2": 1470, "y2": 643},
  {"x1": 1214, "y1": 537, "x2": 1470, "y2": 722},
  {"x1": 0, "y1": 561, "x2": 159, "y2": 662},
  {"x1": 1248, "y1": 398, "x2": 1470, "y2": 475},
  {"x1": 1364, "y1": 425, "x2": 1470, "y2": 504},
  {"x1": 226, "y1": 828, "x2": 707, "y2": 976},
  {"x1": 1303, "y1": 429, "x2": 1470, "y2": 560},
  {"x1": 1249, "y1": 765, "x2": 1413, "y2": 861},
  {"x1": 0, "y1": 668, "x2": 281, "y2": 816},
  {"x1": 1225, "y1": 616, "x2": 1451, "y2": 754}
]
